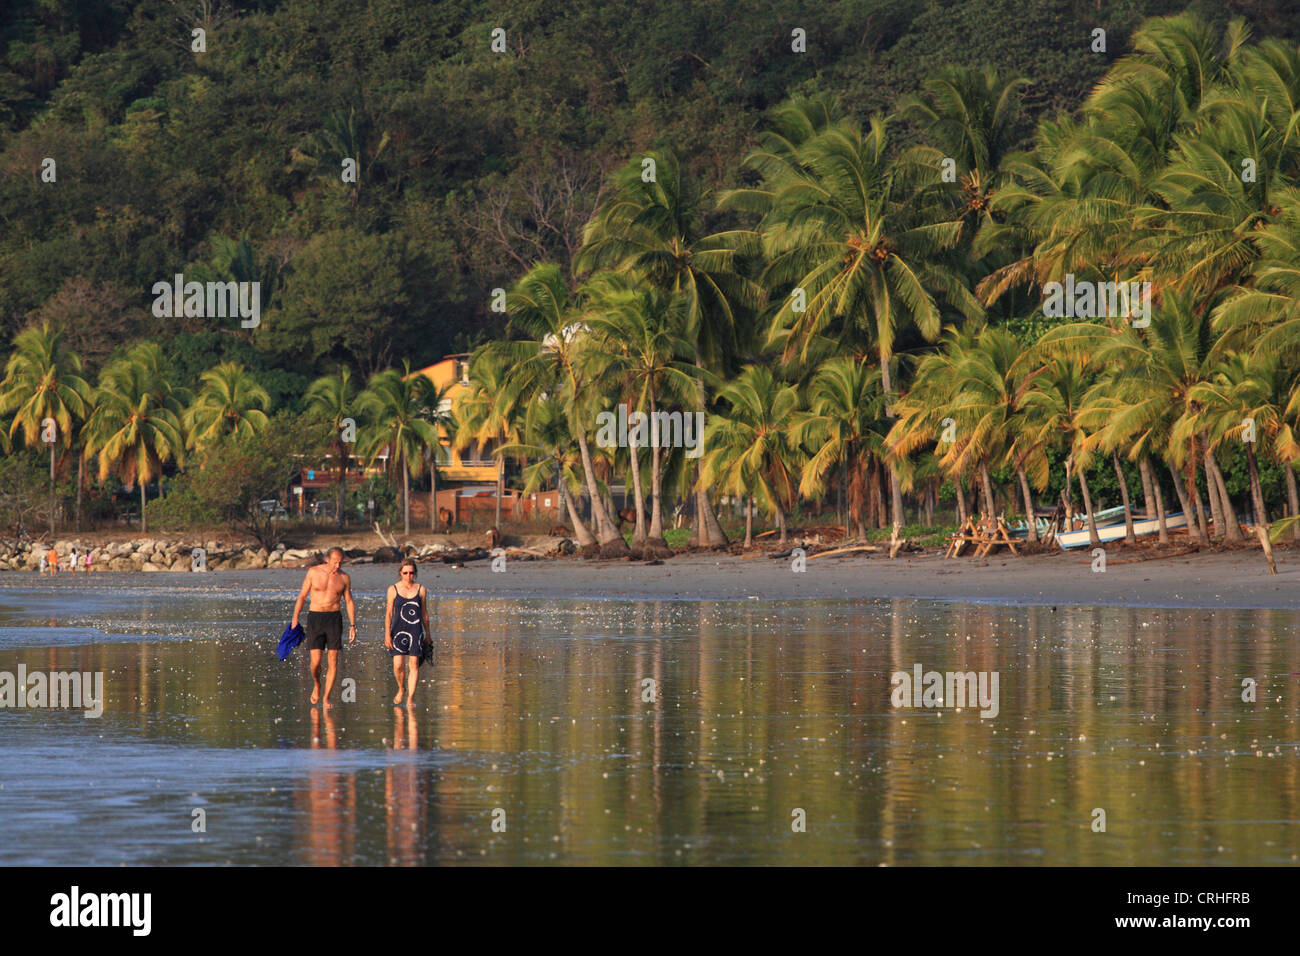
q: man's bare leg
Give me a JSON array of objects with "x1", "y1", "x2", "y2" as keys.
[
  {"x1": 309, "y1": 649, "x2": 323, "y2": 704},
  {"x1": 323, "y1": 649, "x2": 339, "y2": 707},
  {"x1": 405, "y1": 657, "x2": 419, "y2": 705},
  {"x1": 392, "y1": 657, "x2": 405, "y2": 704}
]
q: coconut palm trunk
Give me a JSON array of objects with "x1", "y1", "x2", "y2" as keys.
[
  {"x1": 1286, "y1": 466, "x2": 1300, "y2": 543},
  {"x1": 428, "y1": 448, "x2": 437, "y2": 532},
  {"x1": 850, "y1": 456, "x2": 867, "y2": 539},
  {"x1": 1204, "y1": 445, "x2": 1242, "y2": 543},
  {"x1": 979, "y1": 461, "x2": 997, "y2": 517},
  {"x1": 646, "y1": 440, "x2": 669, "y2": 556},
  {"x1": 881, "y1": 355, "x2": 907, "y2": 557},
  {"x1": 1168, "y1": 461, "x2": 1201, "y2": 545},
  {"x1": 140, "y1": 477, "x2": 147, "y2": 534},
  {"x1": 888, "y1": 468, "x2": 906, "y2": 557},
  {"x1": 576, "y1": 431, "x2": 630, "y2": 556},
  {"x1": 402, "y1": 448, "x2": 411, "y2": 536},
  {"x1": 627, "y1": 422, "x2": 647, "y2": 555},
  {"x1": 643, "y1": 391, "x2": 667, "y2": 551},
  {"x1": 954, "y1": 475, "x2": 968, "y2": 525},
  {"x1": 1063, "y1": 459, "x2": 1075, "y2": 528},
  {"x1": 75, "y1": 449, "x2": 84, "y2": 532},
  {"x1": 743, "y1": 493, "x2": 754, "y2": 548},
  {"x1": 563, "y1": 487, "x2": 598, "y2": 548},
  {"x1": 494, "y1": 454, "x2": 503, "y2": 529},
  {"x1": 1194, "y1": 463, "x2": 1213, "y2": 542},
  {"x1": 1152, "y1": 469, "x2": 1169, "y2": 543},
  {"x1": 1112, "y1": 451, "x2": 1136, "y2": 545},
  {"x1": 338, "y1": 444, "x2": 348, "y2": 533},
  {"x1": 1244, "y1": 443, "x2": 1277, "y2": 572},
  {"x1": 689, "y1": 374, "x2": 728, "y2": 549},
  {"x1": 1195, "y1": 448, "x2": 1222, "y2": 539},
  {"x1": 1141, "y1": 456, "x2": 1167, "y2": 542},
  {"x1": 1017, "y1": 467, "x2": 1038, "y2": 544},
  {"x1": 1077, "y1": 465, "x2": 1101, "y2": 548},
  {"x1": 1138, "y1": 456, "x2": 1156, "y2": 520},
  {"x1": 696, "y1": 483, "x2": 729, "y2": 548},
  {"x1": 48, "y1": 443, "x2": 56, "y2": 535}
]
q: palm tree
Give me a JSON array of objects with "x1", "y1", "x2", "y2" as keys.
[
  {"x1": 413, "y1": 374, "x2": 456, "y2": 532},
  {"x1": 790, "y1": 356, "x2": 888, "y2": 540},
  {"x1": 1036, "y1": 290, "x2": 1238, "y2": 545},
  {"x1": 185, "y1": 362, "x2": 271, "y2": 449},
  {"x1": 452, "y1": 348, "x2": 524, "y2": 536},
  {"x1": 889, "y1": 327, "x2": 1021, "y2": 529},
  {"x1": 580, "y1": 271, "x2": 699, "y2": 557},
  {"x1": 0, "y1": 323, "x2": 92, "y2": 535},
  {"x1": 497, "y1": 393, "x2": 593, "y2": 547},
  {"x1": 701, "y1": 366, "x2": 805, "y2": 547},
  {"x1": 491, "y1": 263, "x2": 629, "y2": 557},
  {"x1": 305, "y1": 367, "x2": 358, "y2": 532},
  {"x1": 357, "y1": 363, "x2": 438, "y2": 537},
  {"x1": 83, "y1": 343, "x2": 188, "y2": 533},
  {"x1": 1021, "y1": 357, "x2": 1105, "y2": 548},
  {"x1": 577, "y1": 148, "x2": 764, "y2": 549},
  {"x1": 294, "y1": 105, "x2": 390, "y2": 206},
  {"x1": 1191, "y1": 353, "x2": 1297, "y2": 553},
  {"x1": 729, "y1": 110, "x2": 984, "y2": 556},
  {"x1": 900, "y1": 65, "x2": 1029, "y2": 243}
]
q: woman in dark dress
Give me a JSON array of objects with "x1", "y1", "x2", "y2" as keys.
[{"x1": 384, "y1": 559, "x2": 430, "y2": 705}]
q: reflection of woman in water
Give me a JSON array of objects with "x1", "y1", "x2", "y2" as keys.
[{"x1": 384, "y1": 559, "x2": 429, "y2": 706}]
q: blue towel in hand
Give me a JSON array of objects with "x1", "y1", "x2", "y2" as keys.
[{"x1": 277, "y1": 623, "x2": 305, "y2": 661}]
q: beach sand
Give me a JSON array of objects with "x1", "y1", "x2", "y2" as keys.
[{"x1": 4, "y1": 547, "x2": 1297, "y2": 609}]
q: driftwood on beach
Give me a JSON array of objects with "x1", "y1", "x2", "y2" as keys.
[{"x1": 431, "y1": 547, "x2": 490, "y2": 564}]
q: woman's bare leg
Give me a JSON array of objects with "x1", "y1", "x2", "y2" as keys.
[
  {"x1": 392, "y1": 656, "x2": 405, "y2": 704},
  {"x1": 405, "y1": 656, "x2": 420, "y2": 705}
]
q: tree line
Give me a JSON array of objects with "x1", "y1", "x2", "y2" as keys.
[{"x1": 461, "y1": 12, "x2": 1300, "y2": 557}]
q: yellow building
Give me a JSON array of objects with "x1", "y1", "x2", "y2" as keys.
[{"x1": 408, "y1": 353, "x2": 500, "y2": 483}]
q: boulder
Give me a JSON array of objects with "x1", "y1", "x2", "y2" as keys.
[
  {"x1": 141, "y1": 562, "x2": 165, "y2": 572},
  {"x1": 373, "y1": 546, "x2": 403, "y2": 563},
  {"x1": 109, "y1": 557, "x2": 135, "y2": 571}
]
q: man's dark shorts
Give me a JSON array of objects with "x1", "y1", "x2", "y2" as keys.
[{"x1": 305, "y1": 610, "x2": 343, "y2": 651}]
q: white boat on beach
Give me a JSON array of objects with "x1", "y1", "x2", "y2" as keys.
[{"x1": 1056, "y1": 511, "x2": 1189, "y2": 550}]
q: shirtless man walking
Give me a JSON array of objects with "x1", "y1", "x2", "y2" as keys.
[{"x1": 291, "y1": 547, "x2": 357, "y2": 706}]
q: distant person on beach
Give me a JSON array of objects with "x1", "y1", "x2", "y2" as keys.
[
  {"x1": 291, "y1": 547, "x2": 357, "y2": 706},
  {"x1": 384, "y1": 559, "x2": 429, "y2": 706},
  {"x1": 39, "y1": 552, "x2": 47, "y2": 575},
  {"x1": 46, "y1": 548, "x2": 58, "y2": 575},
  {"x1": 69, "y1": 548, "x2": 78, "y2": 572},
  {"x1": 84, "y1": 551, "x2": 92, "y2": 572}
]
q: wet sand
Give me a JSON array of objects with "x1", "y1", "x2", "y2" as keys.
[
  {"x1": 386, "y1": 548, "x2": 1300, "y2": 609},
  {"x1": 3, "y1": 546, "x2": 1297, "y2": 609}
]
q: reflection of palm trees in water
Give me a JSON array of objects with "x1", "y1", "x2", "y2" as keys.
[
  {"x1": 386, "y1": 706, "x2": 427, "y2": 865},
  {"x1": 299, "y1": 707, "x2": 356, "y2": 865}
]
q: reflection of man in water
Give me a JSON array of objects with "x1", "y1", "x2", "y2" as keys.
[
  {"x1": 291, "y1": 547, "x2": 356, "y2": 706},
  {"x1": 303, "y1": 706, "x2": 357, "y2": 865}
]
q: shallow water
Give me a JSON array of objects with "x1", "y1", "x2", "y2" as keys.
[{"x1": 1, "y1": 579, "x2": 1298, "y2": 865}]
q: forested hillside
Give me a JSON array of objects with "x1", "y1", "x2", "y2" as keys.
[{"x1": 3, "y1": 0, "x2": 1293, "y2": 396}]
